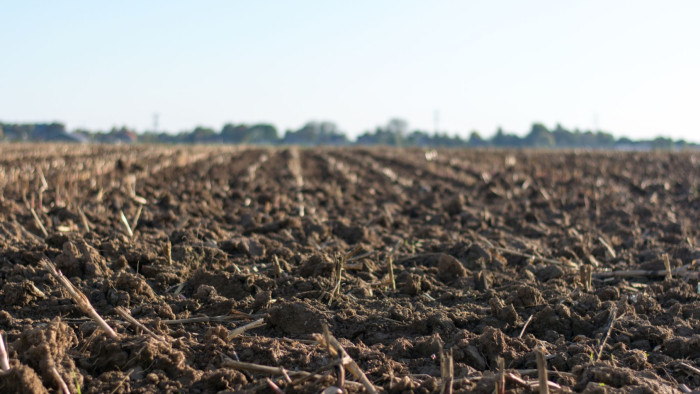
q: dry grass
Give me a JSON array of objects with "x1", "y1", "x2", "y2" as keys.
[
  {"x1": 41, "y1": 259, "x2": 119, "y2": 340},
  {"x1": 518, "y1": 314, "x2": 534, "y2": 339},
  {"x1": 596, "y1": 306, "x2": 618, "y2": 362},
  {"x1": 535, "y1": 349, "x2": 549, "y2": 394},
  {"x1": 30, "y1": 207, "x2": 49, "y2": 238},
  {"x1": 162, "y1": 240, "x2": 172, "y2": 265},
  {"x1": 328, "y1": 246, "x2": 363, "y2": 305},
  {"x1": 50, "y1": 366, "x2": 71, "y2": 394},
  {"x1": 228, "y1": 318, "x2": 266, "y2": 340},
  {"x1": 318, "y1": 324, "x2": 378, "y2": 394},
  {"x1": 439, "y1": 346, "x2": 454, "y2": 394},
  {"x1": 0, "y1": 332, "x2": 10, "y2": 372},
  {"x1": 221, "y1": 358, "x2": 364, "y2": 390},
  {"x1": 113, "y1": 307, "x2": 167, "y2": 344},
  {"x1": 119, "y1": 210, "x2": 133, "y2": 238}
]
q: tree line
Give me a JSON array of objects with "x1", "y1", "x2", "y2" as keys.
[{"x1": 0, "y1": 119, "x2": 696, "y2": 150}]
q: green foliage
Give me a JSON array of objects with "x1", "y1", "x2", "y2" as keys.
[
  {"x1": 283, "y1": 121, "x2": 348, "y2": 145},
  {"x1": 525, "y1": 123, "x2": 554, "y2": 147},
  {"x1": 189, "y1": 126, "x2": 218, "y2": 143},
  {"x1": 0, "y1": 119, "x2": 696, "y2": 149},
  {"x1": 72, "y1": 369, "x2": 82, "y2": 394}
]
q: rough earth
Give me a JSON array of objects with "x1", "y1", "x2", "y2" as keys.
[{"x1": 0, "y1": 144, "x2": 699, "y2": 393}]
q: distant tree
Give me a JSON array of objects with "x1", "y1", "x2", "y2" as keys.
[
  {"x1": 491, "y1": 127, "x2": 522, "y2": 147},
  {"x1": 616, "y1": 137, "x2": 633, "y2": 145},
  {"x1": 594, "y1": 131, "x2": 615, "y2": 147},
  {"x1": 283, "y1": 122, "x2": 320, "y2": 145},
  {"x1": 551, "y1": 124, "x2": 573, "y2": 147},
  {"x1": 221, "y1": 123, "x2": 249, "y2": 143},
  {"x1": 675, "y1": 140, "x2": 688, "y2": 150},
  {"x1": 651, "y1": 136, "x2": 673, "y2": 150},
  {"x1": 73, "y1": 129, "x2": 93, "y2": 142},
  {"x1": 386, "y1": 118, "x2": 408, "y2": 137},
  {"x1": 190, "y1": 127, "x2": 218, "y2": 143},
  {"x1": 356, "y1": 128, "x2": 402, "y2": 146},
  {"x1": 356, "y1": 119, "x2": 409, "y2": 146},
  {"x1": 31, "y1": 123, "x2": 66, "y2": 140},
  {"x1": 2, "y1": 119, "x2": 697, "y2": 149},
  {"x1": 525, "y1": 123, "x2": 554, "y2": 147},
  {"x1": 247, "y1": 124, "x2": 278, "y2": 144},
  {"x1": 468, "y1": 131, "x2": 486, "y2": 147},
  {"x1": 405, "y1": 130, "x2": 430, "y2": 146}
]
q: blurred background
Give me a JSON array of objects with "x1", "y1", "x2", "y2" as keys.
[{"x1": 1, "y1": 1, "x2": 698, "y2": 145}]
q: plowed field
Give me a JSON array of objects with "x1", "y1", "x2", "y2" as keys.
[{"x1": 1, "y1": 144, "x2": 699, "y2": 393}]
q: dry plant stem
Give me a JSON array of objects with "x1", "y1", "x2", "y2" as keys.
[
  {"x1": 278, "y1": 337, "x2": 318, "y2": 345},
  {"x1": 163, "y1": 241, "x2": 172, "y2": 266},
  {"x1": 519, "y1": 314, "x2": 534, "y2": 339},
  {"x1": 344, "y1": 262, "x2": 364, "y2": 271},
  {"x1": 272, "y1": 255, "x2": 283, "y2": 276},
  {"x1": 506, "y1": 373, "x2": 562, "y2": 391},
  {"x1": 51, "y1": 366, "x2": 71, "y2": 394},
  {"x1": 131, "y1": 194, "x2": 147, "y2": 205},
  {"x1": 515, "y1": 369, "x2": 575, "y2": 378},
  {"x1": 598, "y1": 236, "x2": 616, "y2": 259},
  {"x1": 30, "y1": 207, "x2": 49, "y2": 237},
  {"x1": 597, "y1": 306, "x2": 618, "y2": 361},
  {"x1": 329, "y1": 247, "x2": 362, "y2": 305},
  {"x1": 228, "y1": 318, "x2": 266, "y2": 339},
  {"x1": 337, "y1": 363, "x2": 345, "y2": 390},
  {"x1": 279, "y1": 367, "x2": 292, "y2": 384},
  {"x1": 664, "y1": 254, "x2": 672, "y2": 280},
  {"x1": 679, "y1": 384, "x2": 692, "y2": 394},
  {"x1": 536, "y1": 349, "x2": 549, "y2": 394},
  {"x1": 322, "y1": 324, "x2": 378, "y2": 394},
  {"x1": 42, "y1": 259, "x2": 119, "y2": 340},
  {"x1": 579, "y1": 266, "x2": 588, "y2": 291},
  {"x1": 119, "y1": 210, "x2": 133, "y2": 238},
  {"x1": 37, "y1": 168, "x2": 48, "y2": 211},
  {"x1": 496, "y1": 357, "x2": 505, "y2": 394},
  {"x1": 492, "y1": 246, "x2": 577, "y2": 268},
  {"x1": 109, "y1": 369, "x2": 133, "y2": 394},
  {"x1": 593, "y1": 264, "x2": 697, "y2": 279},
  {"x1": 221, "y1": 359, "x2": 363, "y2": 389},
  {"x1": 321, "y1": 325, "x2": 345, "y2": 390},
  {"x1": 265, "y1": 378, "x2": 284, "y2": 394},
  {"x1": 439, "y1": 348, "x2": 454, "y2": 394},
  {"x1": 162, "y1": 314, "x2": 251, "y2": 325},
  {"x1": 505, "y1": 372, "x2": 529, "y2": 388},
  {"x1": 580, "y1": 265, "x2": 593, "y2": 291},
  {"x1": 289, "y1": 360, "x2": 341, "y2": 386},
  {"x1": 0, "y1": 333, "x2": 10, "y2": 372},
  {"x1": 131, "y1": 204, "x2": 143, "y2": 232},
  {"x1": 113, "y1": 307, "x2": 166, "y2": 343},
  {"x1": 678, "y1": 362, "x2": 700, "y2": 377},
  {"x1": 346, "y1": 250, "x2": 378, "y2": 263},
  {"x1": 288, "y1": 148, "x2": 305, "y2": 217},
  {"x1": 38, "y1": 168, "x2": 49, "y2": 192},
  {"x1": 387, "y1": 240, "x2": 401, "y2": 291},
  {"x1": 78, "y1": 207, "x2": 91, "y2": 233}
]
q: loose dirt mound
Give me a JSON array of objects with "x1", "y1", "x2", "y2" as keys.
[{"x1": 0, "y1": 144, "x2": 699, "y2": 392}]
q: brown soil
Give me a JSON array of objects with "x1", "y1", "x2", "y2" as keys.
[{"x1": 0, "y1": 144, "x2": 699, "y2": 393}]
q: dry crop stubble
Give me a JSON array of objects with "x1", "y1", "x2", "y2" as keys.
[{"x1": 0, "y1": 145, "x2": 698, "y2": 392}]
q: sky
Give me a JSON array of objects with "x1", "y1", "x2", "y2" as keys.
[{"x1": 1, "y1": 1, "x2": 699, "y2": 141}]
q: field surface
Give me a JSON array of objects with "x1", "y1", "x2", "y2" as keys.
[{"x1": 0, "y1": 144, "x2": 699, "y2": 393}]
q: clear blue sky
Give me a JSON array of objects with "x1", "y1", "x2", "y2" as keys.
[{"x1": 2, "y1": 1, "x2": 698, "y2": 141}]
